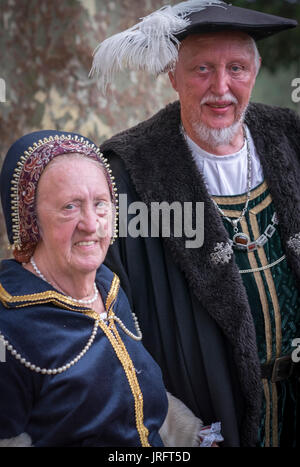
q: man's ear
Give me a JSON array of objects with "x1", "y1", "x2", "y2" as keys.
[
  {"x1": 168, "y1": 70, "x2": 177, "y2": 92},
  {"x1": 257, "y1": 57, "x2": 262, "y2": 76}
]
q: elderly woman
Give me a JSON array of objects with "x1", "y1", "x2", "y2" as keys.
[{"x1": 0, "y1": 130, "x2": 171, "y2": 447}]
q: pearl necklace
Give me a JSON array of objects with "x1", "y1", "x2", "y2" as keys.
[
  {"x1": 0, "y1": 319, "x2": 100, "y2": 375},
  {"x1": 30, "y1": 257, "x2": 98, "y2": 305},
  {"x1": 0, "y1": 257, "x2": 102, "y2": 374},
  {"x1": 112, "y1": 314, "x2": 142, "y2": 341},
  {"x1": 30, "y1": 257, "x2": 142, "y2": 340},
  {"x1": 0, "y1": 306, "x2": 142, "y2": 376},
  {"x1": 30, "y1": 256, "x2": 142, "y2": 340}
]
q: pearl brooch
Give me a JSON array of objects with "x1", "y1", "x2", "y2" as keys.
[{"x1": 287, "y1": 232, "x2": 300, "y2": 257}]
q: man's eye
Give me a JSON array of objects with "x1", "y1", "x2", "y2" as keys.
[
  {"x1": 231, "y1": 65, "x2": 243, "y2": 72},
  {"x1": 198, "y1": 66, "x2": 208, "y2": 72},
  {"x1": 64, "y1": 204, "x2": 75, "y2": 210}
]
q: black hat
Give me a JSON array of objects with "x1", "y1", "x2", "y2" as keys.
[
  {"x1": 90, "y1": 1, "x2": 298, "y2": 94},
  {"x1": 175, "y1": 4, "x2": 298, "y2": 41}
]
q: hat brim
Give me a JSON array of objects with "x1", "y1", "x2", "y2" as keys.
[{"x1": 175, "y1": 5, "x2": 298, "y2": 41}]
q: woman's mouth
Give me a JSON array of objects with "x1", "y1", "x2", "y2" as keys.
[
  {"x1": 75, "y1": 240, "x2": 98, "y2": 248},
  {"x1": 76, "y1": 240, "x2": 96, "y2": 246}
]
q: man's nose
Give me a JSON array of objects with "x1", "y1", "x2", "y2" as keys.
[{"x1": 210, "y1": 67, "x2": 230, "y2": 96}]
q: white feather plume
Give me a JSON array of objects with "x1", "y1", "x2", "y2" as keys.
[{"x1": 90, "y1": 0, "x2": 226, "y2": 94}]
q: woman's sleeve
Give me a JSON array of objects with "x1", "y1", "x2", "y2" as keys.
[
  {"x1": 0, "y1": 352, "x2": 34, "y2": 446},
  {"x1": 159, "y1": 392, "x2": 204, "y2": 447},
  {"x1": 159, "y1": 392, "x2": 224, "y2": 447}
]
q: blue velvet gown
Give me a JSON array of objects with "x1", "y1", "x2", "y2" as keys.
[{"x1": 0, "y1": 260, "x2": 168, "y2": 447}]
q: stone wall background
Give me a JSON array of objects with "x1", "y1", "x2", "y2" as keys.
[{"x1": 0, "y1": 0, "x2": 299, "y2": 259}]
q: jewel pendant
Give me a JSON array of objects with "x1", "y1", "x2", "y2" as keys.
[{"x1": 232, "y1": 232, "x2": 250, "y2": 249}]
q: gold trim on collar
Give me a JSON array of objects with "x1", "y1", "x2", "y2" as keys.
[
  {"x1": 0, "y1": 283, "x2": 90, "y2": 312},
  {"x1": 212, "y1": 181, "x2": 268, "y2": 206},
  {"x1": 97, "y1": 315, "x2": 150, "y2": 447},
  {"x1": 106, "y1": 274, "x2": 120, "y2": 313},
  {"x1": 83, "y1": 274, "x2": 150, "y2": 447}
]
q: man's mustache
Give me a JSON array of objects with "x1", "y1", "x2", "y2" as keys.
[{"x1": 200, "y1": 93, "x2": 238, "y2": 105}]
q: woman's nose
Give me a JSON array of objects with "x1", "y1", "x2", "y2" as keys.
[{"x1": 78, "y1": 206, "x2": 98, "y2": 233}]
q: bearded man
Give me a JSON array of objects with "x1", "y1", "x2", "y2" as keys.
[{"x1": 91, "y1": 1, "x2": 300, "y2": 447}]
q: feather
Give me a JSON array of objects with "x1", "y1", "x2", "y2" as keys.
[
  {"x1": 90, "y1": 0, "x2": 226, "y2": 94},
  {"x1": 0, "y1": 433, "x2": 32, "y2": 447}
]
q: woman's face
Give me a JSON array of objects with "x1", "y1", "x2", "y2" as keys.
[{"x1": 35, "y1": 156, "x2": 113, "y2": 279}]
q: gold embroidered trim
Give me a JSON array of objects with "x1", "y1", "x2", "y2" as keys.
[
  {"x1": 239, "y1": 219, "x2": 273, "y2": 363},
  {"x1": 105, "y1": 274, "x2": 120, "y2": 313},
  {"x1": 84, "y1": 274, "x2": 150, "y2": 447},
  {"x1": 100, "y1": 318, "x2": 150, "y2": 447},
  {"x1": 262, "y1": 379, "x2": 271, "y2": 447},
  {"x1": 216, "y1": 193, "x2": 272, "y2": 220},
  {"x1": 9, "y1": 134, "x2": 119, "y2": 250},
  {"x1": 249, "y1": 194, "x2": 272, "y2": 216},
  {"x1": 272, "y1": 383, "x2": 279, "y2": 447},
  {"x1": 212, "y1": 181, "x2": 268, "y2": 205},
  {"x1": 0, "y1": 283, "x2": 90, "y2": 311},
  {"x1": 249, "y1": 213, "x2": 282, "y2": 358},
  {"x1": 248, "y1": 208, "x2": 281, "y2": 448}
]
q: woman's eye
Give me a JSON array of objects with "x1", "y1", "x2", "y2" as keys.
[
  {"x1": 64, "y1": 204, "x2": 75, "y2": 210},
  {"x1": 96, "y1": 201, "x2": 110, "y2": 213}
]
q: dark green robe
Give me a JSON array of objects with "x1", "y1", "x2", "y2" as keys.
[{"x1": 214, "y1": 181, "x2": 300, "y2": 446}]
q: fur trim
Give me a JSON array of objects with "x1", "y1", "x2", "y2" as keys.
[
  {"x1": 159, "y1": 392, "x2": 203, "y2": 447},
  {"x1": 0, "y1": 433, "x2": 32, "y2": 447}
]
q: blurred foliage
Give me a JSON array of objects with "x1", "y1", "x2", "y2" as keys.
[{"x1": 232, "y1": 0, "x2": 300, "y2": 73}]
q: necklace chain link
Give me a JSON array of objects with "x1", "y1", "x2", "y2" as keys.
[{"x1": 212, "y1": 125, "x2": 252, "y2": 231}]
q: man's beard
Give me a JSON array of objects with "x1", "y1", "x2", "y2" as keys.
[
  {"x1": 191, "y1": 117, "x2": 245, "y2": 148},
  {"x1": 191, "y1": 94, "x2": 247, "y2": 148}
]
